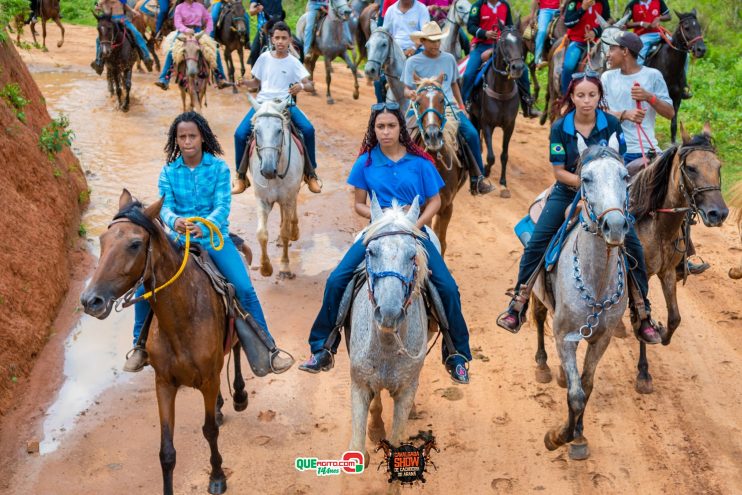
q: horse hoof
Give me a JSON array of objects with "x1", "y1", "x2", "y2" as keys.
[
  {"x1": 543, "y1": 431, "x2": 560, "y2": 451},
  {"x1": 568, "y1": 440, "x2": 590, "y2": 460},
  {"x1": 556, "y1": 368, "x2": 567, "y2": 389},
  {"x1": 353, "y1": 92, "x2": 359, "y2": 100},
  {"x1": 233, "y1": 395, "x2": 248, "y2": 412},
  {"x1": 208, "y1": 477, "x2": 227, "y2": 495},
  {"x1": 278, "y1": 271, "x2": 295, "y2": 280},
  {"x1": 613, "y1": 321, "x2": 629, "y2": 338},
  {"x1": 499, "y1": 188, "x2": 511, "y2": 199},
  {"x1": 260, "y1": 264, "x2": 273, "y2": 277},
  {"x1": 327, "y1": 98, "x2": 335, "y2": 105},
  {"x1": 535, "y1": 366, "x2": 552, "y2": 384},
  {"x1": 635, "y1": 377, "x2": 654, "y2": 395},
  {"x1": 57, "y1": 41, "x2": 63, "y2": 48},
  {"x1": 368, "y1": 424, "x2": 386, "y2": 443},
  {"x1": 215, "y1": 410, "x2": 224, "y2": 427},
  {"x1": 232, "y1": 87, "x2": 238, "y2": 94}
]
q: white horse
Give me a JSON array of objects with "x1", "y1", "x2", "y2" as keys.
[
  {"x1": 364, "y1": 25, "x2": 409, "y2": 108},
  {"x1": 348, "y1": 196, "x2": 433, "y2": 476},
  {"x1": 247, "y1": 96, "x2": 303, "y2": 279},
  {"x1": 440, "y1": 0, "x2": 471, "y2": 61}
]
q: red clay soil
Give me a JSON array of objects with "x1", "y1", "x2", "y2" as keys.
[{"x1": 0, "y1": 40, "x2": 88, "y2": 417}]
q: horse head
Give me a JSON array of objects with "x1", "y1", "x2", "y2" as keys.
[
  {"x1": 96, "y1": 13, "x2": 117, "y2": 59},
  {"x1": 330, "y1": 0, "x2": 353, "y2": 21},
  {"x1": 250, "y1": 96, "x2": 290, "y2": 180},
  {"x1": 677, "y1": 122, "x2": 728, "y2": 227},
  {"x1": 364, "y1": 26, "x2": 392, "y2": 80},
  {"x1": 364, "y1": 195, "x2": 428, "y2": 332},
  {"x1": 178, "y1": 33, "x2": 202, "y2": 77},
  {"x1": 80, "y1": 189, "x2": 165, "y2": 319},
  {"x1": 228, "y1": 0, "x2": 248, "y2": 38},
  {"x1": 413, "y1": 73, "x2": 447, "y2": 152},
  {"x1": 576, "y1": 134, "x2": 630, "y2": 246},
  {"x1": 675, "y1": 9, "x2": 706, "y2": 59},
  {"x1": 497, "y1": 22, "x2": 525, "y2": 78},
  {"x1": 451, "y1": 0, "x2": 470, "y2": 26}
]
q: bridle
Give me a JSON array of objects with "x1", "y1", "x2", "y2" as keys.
[
  {"x1": 366, "y1": 28, "x2": 402, "y2": 82},
  {"x1": 577, "y1": 151, "x2": 631, "y2": 240},
  {"x1": 491, "y1": 27, "x2": 524, "y2": 78},
  {"x1": 412, "y1": 83, "x2": 448, "y2": 134},
  {"x1": 253, "y1": 106, "x2": 292, "y2": 179},
  {"x1": 364, "y1": 230, "x2": 420, "y2": 311},
  {"x1": 99, "y1": 18, "x2": 126, "y2": 51},
  {"x1": 672, "y1": 144, "x2": 720, "y2": 216},
  {"x1": 183, "y1": 37, "x2": 202, "y2": 65},
  {"x1": 676, "y1": 15, "x2": 704, "y2": 52}
]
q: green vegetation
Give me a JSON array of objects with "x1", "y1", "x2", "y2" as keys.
[
  {"x1": 78, "y1": 223, "x2": 87, "y2": 237},
  {"x1": 0, "y1": 82, "x2": 29, "y2": 122},
  {"x1": 0, "y1": 0, "x2": 29, "y2": 42},
  {"x1": 39, "y1": 113, "x2": 75, "y2": 160}
]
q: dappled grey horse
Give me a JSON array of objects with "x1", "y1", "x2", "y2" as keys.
[
  {"x1": 530, "y1": 134, "x2": 630, "y2": 460},
  {"x1": 440, "y1": 0, "x2": 470, "y2": 61},
  {"x1": 348, "y1": 196, "x2": 433, "y2": 475},
  {"x1": 296, "y1": 0, "x2": 360, "y2": 104},
  {"x1": 364, "y1": 25, "x2": 408, "y2": 108}
]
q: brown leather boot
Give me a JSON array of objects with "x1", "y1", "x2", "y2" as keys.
[
  {"x1": 232, "y1": 176, "x2": 249, "y2": 194},
  {"x1": 305, "y1": 174, "x2": 322, "y2": 194},
  {"x1": 123, "y1": 346, "x2": 149, "y2": 372},
  {"x1": 271, "y1": 352, "x2": 295, "y2": 373}
]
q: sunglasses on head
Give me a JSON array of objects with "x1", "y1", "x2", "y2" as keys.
[
  {"x1": 571, "y1": 69, "x2": 600, "y2": 81},
  {"x1": 371, "y1": 102, "x2": 400, "y2": 112}
]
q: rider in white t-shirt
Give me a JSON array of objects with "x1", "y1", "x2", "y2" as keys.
[
  {"x1": 232, "y1": 21, "x2": 322, "y2": 194},
  {"x1": 383, "y1": 0, "x2": 431, "y2": 55}
]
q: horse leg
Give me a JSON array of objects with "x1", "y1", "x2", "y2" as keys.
[
  {"x1": 41, "y1": 17, "x2": 47, "y2": 49},
  {"x1": 191, "y1": 77, "x2": 200, "y2": 113},
  {"x1": 350, "y1": 383, "x2": 373, "y2": 467},
  {"x1": 324, "y1": 57, "x2": 334, "y2": 105},
  {"x1": 122, "y1": 67, "x2": 132, "y2": 112},
  {"x1": 544, "y1": 336, "x2": 581, "y2": 451},
  {"x1": 277, "y1": 201, "x2": 295, "y2": 280},
  {"x1": 215, "y1": 392, "x2": 224, "y2": 427},
  {"x1": 225, "y1": 47, "x2": 235, "y2": 93},
  {"x1": 635, "y1": 341, "x2": 653, "y2": 394},
  {"x1": 482, "y1": 124, "x2": 495, "y2": 178},
  {"x1": 257, "y1": 200, "x2": 273, "y2": 277},
  {"x1": 532, "y1": 297, "x2": 552, "y2": 384},
  {"x1": 659, "y1": 267, "x2": 681, "y2": 344},
  {"x1": 115, "y1": 71, "x2": 123, "y2": 109},
  {"x1": 670, "y1": 100, "x2": 680, "y2": 143},
  {"x1": 237, "y1": 46, "x2": 245, "y2": 94},
  {"x1": 156, "y1": 380, "x2": 178, "y2": 495},
  {"x1": 232, "y1": 345, "x2": 248, "y2": 411},
  {"x1": 433, "y1": 203, "x2": 453, "y2": 257},
  {"x1": 530, "y1": 61, "x2": 539, "y2": 102},
  {"x1": 343, "y1": 51, "x2": 360, "y2": 100},
  {"x1": 568, "y1": 333, "x2": 611, "y2": 460},
  {"x1": 54, "y1": 16, "x2": 64, "y2": 48},
  {"x1": 389, "y1": 385, "x2": 417, "y2": 445},
  {"x1": 367, "y1": 392, "x2": 386, "y2": 442},
  {"x1": 201, "y1": 379, "x2": 227, "y2": 494},
  {"x1": 499, "y1": 123, "x2": 514, "y2": 198},
  {"x1": 107, "y1": 68, "x2": 114, "y2": 96},
  {"x1": 180, "y1": 87, "x2": 187, "y2": 113}
]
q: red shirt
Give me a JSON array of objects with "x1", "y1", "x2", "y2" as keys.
[
  {"x1": 471, "y1": 0, "x2": 511, "y2": 46},
  {"x1": 382, "y1": 0, "x2": 396, "y2": 17},
  {"x1": 565, "y1": 0, "x2": 608, "y2": 43},
  {"x1": 540, "y1": 0, "x2": 560, "y2": 10},
  {"x1": 628, "y1": 0, "x2": 669, "y2": 35}
]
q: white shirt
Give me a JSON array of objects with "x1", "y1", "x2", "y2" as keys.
[
  {"x1": 251, "y1": 51, "x2": 310, "y2": 103},
  {"x1": 382, "y1": 1, "x2": 431, "y2": 51},
  {"x1": 601, "y1": 66, "x2": 672, "y2": 154}
]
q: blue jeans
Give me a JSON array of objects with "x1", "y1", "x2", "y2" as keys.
[
  {"x1": 97, "y1": 15, "x2": 151, "y2": 62},
  {"x1": 457, "y1": 110, "x2": 485, "y2": 175},
  {"x1": 535, "y1": 8, "x2": 559, "y2": 63},
  {"x1": 211, "y1": 2, "x2": 250, "y2": 41},
  {"x1": 234, "y1": 105, "x2": 317, "y2": 171},
  {"x1": 623, "y1": 152, "x2": 643, "y2": 165},
  {"x1": 561, "y1": 41, "x2": 586, "y2": 94},
  {"x1": 462, "y1": 42, "x2": 490, "y2": 101},
  {"x1": 158, "y1": 32, "x2": 227, "y2": 81},
  {"x1": 514, "y1": 182, "x2": 651, "y2": 310},
  {"x1": 132, "y1": 235, "x2": 270, "y2": 344},
  {"x1": 308, "y1": 234, "x2": 472, "y2": 361},
  {"x1": 638, "y1": 32, "x2": 661, "y2": 65},
  {"x1": 156, "y1": 0, "x2": 169, "y2": 34}
]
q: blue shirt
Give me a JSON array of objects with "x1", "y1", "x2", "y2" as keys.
[
  {"x1": 158, "y1": 152, "x2": 231, "y2": 245},
  {"x1": 347, "y1": 145, "x2": 444, "y2": 208},
  {"x1": 549, "y1": 109, "x2": 626, "y2": 173}
]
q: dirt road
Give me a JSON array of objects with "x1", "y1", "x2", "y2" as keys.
[{"x1": 2, "y1": 25, "x2": 740, "y2": 495}]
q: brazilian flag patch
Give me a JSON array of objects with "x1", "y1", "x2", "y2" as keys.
[
  {"x1": 551, "y1": 143, "x2": 566, "y2": 155},
  {"x1": 568, "y1": 2, "x2": 575, "y2": 10},
  {"x1": 471, "y1": 6, "x2": 478, "y2": 15}
]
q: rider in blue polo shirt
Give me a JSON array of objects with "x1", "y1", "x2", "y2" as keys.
[
  {"x1": 298, "y1": 103, "x2": 473, "y2": 384},
  {"x1": 496, "y1": 72, "x2": 663, "y2": 345}
]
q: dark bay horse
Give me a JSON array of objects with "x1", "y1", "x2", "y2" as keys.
[
  {"x1": 95, "y1": 13, "x2": 138, "y2": 112},
  {"x1": 629, "y1": 123, "x2": 727, "y2": 393},
  {"x1": 470, "y1": 22, "x2": 525, "y2": 198},
  {"x1": 645, "y1": 10, "x2": 707, "y2": 143},
  {"x1": 29, "y1": 0, "x2": 64, "y2": 49},
  {"x1": 410, "y1": 75, "x2": 466, "y2": 255},
  {"x1": 81, "y1": 190, "x2": 250, "y2": 495},
  {"x1": 214, "y1": 0, "x2": 248, "y2": 94}
]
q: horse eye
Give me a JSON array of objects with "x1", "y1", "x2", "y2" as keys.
[
  {"x1": 367, "y1": 247, "x2": 376, "y2": 257},
  {"x1": 582, "y1": 176, "x2": 592, "y2": 184},
  {"x1": 128, "y1": 240, "x2": 143, "y2": 251},
  {"x1": 686, "y1": 166, "x2": 698, "y2": 174}
]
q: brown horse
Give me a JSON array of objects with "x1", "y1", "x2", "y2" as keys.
[
  {"x1": 130, "y1": 5, "x2": 163, "y2": 72},
  {"x1": 28, "y1": 0, "x2": 65, "y2": 49},
  {"x1": 80, "y1": 190, "x2": 249, "y2": 495},
  {"x1": 95, "y1": 13, "x2": 139, "y2": 112},
  {"x1": 728, "y1": 182, "x2": 742, "y2": 279},
  {"x1": 177, "y1": 32, "x2": 211, "y2": 112},
  {"x1": 629, "y1": 123, "x2": 728, "y2": 393},
  {"x1": 409, "y1": 74, "x2": 466, "y2": 255}
]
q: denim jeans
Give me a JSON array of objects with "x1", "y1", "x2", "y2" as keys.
[
  {"x1": 156, "y1": 0, "x2": 169, "y2": 34},
  {"x1": 211, "y1": 1, "x2": 250, "y2": 41},
  {"x1": 308, "y1": 234, "x2": 472, "y2": 361},
  {"x1": 234, "y1": 105, "x2": 317, "y2": 172},
  {"x1": 623, "y1": 152, "x2": 643, "y2": 165},
  {"x1": 638, "y1": 32, "x2": 661, "y2": 64},
  {"x1": 158, "y1": 31, "x2": 227, "y2": 81},
  {"x1": 535, "y1": 8, "x2": 559, "y2": 63},
  {"x1": 461, "y1": 42, "x2": 490, "y2": 101},
  {"x1": 457, "y1": 110, "x2": 485, "y2": 175},
  {"x1": 98, "y1": 15, "x2": 151, "y2": 62},
  {"x1": 561, "y1": 41, "x2": 586, "y2": 94},
  {"x1": 132, "y1": 235, "x2": 270, "y2": 344},
  {"x1": 514, "y1": 182, "x2": 651, "y2": 310}
]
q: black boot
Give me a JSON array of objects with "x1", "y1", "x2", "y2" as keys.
[
  {"x1": 445, "y1": 355, "x2": 469, "y2": 384},
  {"x1": 298, "y1": 349, "x2": 334, "y2": 373}
]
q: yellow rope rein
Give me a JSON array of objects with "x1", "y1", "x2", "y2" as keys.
[{"x1": 138, "y1": 216, "x2": 224, "y2": 302}]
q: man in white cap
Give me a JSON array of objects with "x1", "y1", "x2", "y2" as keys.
[{"x1": 403, "y1": 21, "x2": 495, "y2": 195}]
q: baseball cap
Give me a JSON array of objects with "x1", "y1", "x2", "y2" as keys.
[{"x1": 605, "y1": 31, "x2": 643, "y2": 57}]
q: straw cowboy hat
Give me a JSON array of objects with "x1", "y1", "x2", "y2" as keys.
[{"x1": 410, "y1": 21, "x2": 450, "y2": 42}]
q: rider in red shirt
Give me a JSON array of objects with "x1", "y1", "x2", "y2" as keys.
[
  {"x1": 560, "y1": 0, "x2": 610, "y2": 94},
  {"x1": 624, "y1": 0, "x2": 670, "y2": 63}
]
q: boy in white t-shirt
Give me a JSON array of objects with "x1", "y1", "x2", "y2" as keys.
[{"x1": 233, "y1": 21, "x2": 322, "y2": 194}]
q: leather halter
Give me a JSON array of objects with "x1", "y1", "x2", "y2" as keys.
[
  {"x1": 413, "y1": 84, "x2": 448, "y2": 133},
  {"x1": 253, "y1": 108, "x2": 292, "y2": 179},
  {"x1": 483, "y1": 28, "x2": 522, "y2": 100},
  {"x1": 99, "y1": 18, "x2": 126, "y2": 50},
  {"x1": 364, "y1": 230, "x2": 420, "y2": 310}
]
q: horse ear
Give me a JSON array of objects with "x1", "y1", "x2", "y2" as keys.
[
  {"x1": 195, "y1": 31, "x2": 204, "y2": 40},
  {"x1": 177, "y1": 33, "x2": 186, "y2": 41},
  {"x1": 702, "y1": 121, "x2": 712, "y2": 137},
  {"x1": 370, "y1": 192, "x2": 383, "y2": 222},
  {"x1": 406, "y1": 196, "x2": 421, "y2": 224},
  {"x1": 119, "y1": 189, "x2": 133, "y2": 210},
  {"x1": 615, "y1": 11, "x2": 631, "y2": 28},
  {"x1": 674, "y1": 9, "x2": 682, "y2": 19},
  {"x1": 515, "y1": 14, "x2": 521, "y2": 30},
  {"x1": 412, "y1": 71, "x2": 421, "y2": 84},
  {"x1": 691, "y1": 8, "x2": 697, "y2": 16},
  {"x1": 435, "y1": 71, "x2": 445, "y2": 84},
  {"x1": 247, "y1": 94, "x2": 261, "y2": 111},
  {"x1": 608, "y1": 132, "x2": 620, "y2": 153},
  {"x1": 144, "y1": 196, "x2": 164, "y2": 220},
  {"x1": 679, "y1": 121, "x2": 691, "y2": 144},
  {"x1": 595, "y1": 13, "x2": 609, "y2": 28},
  {"x1": 576, "y1": 134, "x2": 588, "y2": 155},
  {"x1": 498, "y1": 19, "x2": 505, "y2": 32}
]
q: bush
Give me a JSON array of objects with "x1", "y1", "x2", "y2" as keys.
[
  {"x1": 0, "y1": 0, "x2": 29, "y2": 42},
  {"x1": 0, "y1": 82, "x2": 29, "y2": 122},
  {"x1": 39, "y1": 113, "x2": 75, "y2": 160}
]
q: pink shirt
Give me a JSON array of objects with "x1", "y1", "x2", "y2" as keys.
[
  {"x1": 420, "y1": 0, "x2": 451, "y2": 22},
  {"x1": 174, "y1": 1, "x2": 213, "y2": 34}
]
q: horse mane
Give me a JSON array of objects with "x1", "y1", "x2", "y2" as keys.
[
  {"x1": 363, "y1": 201, "x2": 429, "y2": 294},
  {"x1": 629, "y1": 146, "x2": 679, "y2": 221},
  {"x1": 114, "y1": 200, "x2": 178, "y2": 250},
  {"x1": 574, "y1": 145, "x2": 623, "y2": 177}
]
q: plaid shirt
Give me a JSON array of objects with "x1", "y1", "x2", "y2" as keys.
[{"x1": 158, "y1": 152, "x2": 231, "y2": 245}]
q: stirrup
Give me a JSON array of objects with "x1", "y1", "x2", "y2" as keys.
[{"x1": 269, "y1": 347, "x2": 295, "y2": 374}]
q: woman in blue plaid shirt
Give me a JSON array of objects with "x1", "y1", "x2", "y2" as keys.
[{"x1": 124, "y1": 112, "x2": 293, "y2": 374}]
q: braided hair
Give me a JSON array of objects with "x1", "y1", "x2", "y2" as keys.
[
  {"x1": 358, "y1": 107, "x2": 434, "y2": 166},
  {"x1": 164, "y1": 112, "x2": 224, "y2": 164}
]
